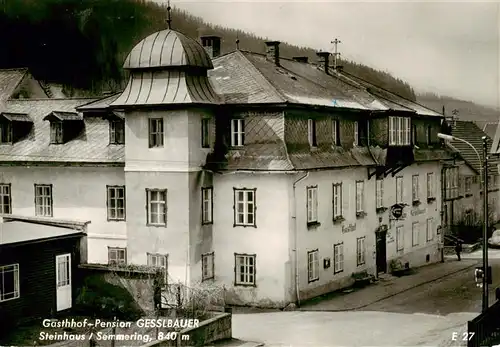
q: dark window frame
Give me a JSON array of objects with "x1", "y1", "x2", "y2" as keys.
[
  {"x1": 356, "y1": 237, "x2": 366, "y2": 266},
  {"x1": 333, "y1": 242, "x2": 344, "y2": 274},
  {"x1": 146, "y1": 188, "x2": 168, "y2": 227},
  {"x1": 50, "y1": 121, "x2": 64, "y2": 144},
  {"x1": 201, "y1": 252, "x2": 215, "y2": 281},
  {"x1": 234, "y1": 253, "x2": 256, "y2": 287},
  {"x1": 34, "y1": 183, "x2": 53, "y2": 217},
  {"x1": 0, "y1": 263, "x2": 20, "y2": 302},
  {"x1": 332, "y1": 182, "x2": 343, "y2": 220},
  {"x1": 0, "y1": 183, "x2": 12, "y2": 214},
  {"x1": 233, "y1": 187, "x2": 257, "y2": 228},
  {"x1": 201, "y1": 118, "x2": 210, "y2": 148},
  {"x1": 108, "y1": 247, "x2": 127, "y2": 265},
  {"x1": 0, "y1": 121, "x2": 13, "y2": 144},
  {"x1": 106, "y1": 185, "x2": 126, "y2": 221},
  {"x1": 230, "y1": 118, "x2": 245, "y2": 147},
  {"x1": 148, "y1": 118, "x2": 164, "y2": 148},
  {"x1": 307, "y1": 249, "x2": 320, "y2": 283},
  {"x1": 109, "y1": 120, "x2": 125, "y2": 145},
  {"x1": 201, "y1": 187, "x2": 214, "y2": 225},
  {"x1": 308, "y1": 118, "x2": 317, "y2": 147}
]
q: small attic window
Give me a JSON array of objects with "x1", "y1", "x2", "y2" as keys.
[
  {"x1": 0, "y1": 113, "x2": 33, "y2": 144},
  {"x1": 43, "y1": 111, "x2": 84, "y2": 145}
]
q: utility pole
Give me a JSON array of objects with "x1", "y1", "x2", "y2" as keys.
[
  {"x1": 331, "y1": 38, "x2": 341, "y2": 70},
  {"x1": 482, "y1": 135, "x2": 489, "y2": 312}
]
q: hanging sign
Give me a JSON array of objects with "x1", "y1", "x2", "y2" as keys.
[{"x1": 390, "y1": 203, "x2": 405, "y2": 220}]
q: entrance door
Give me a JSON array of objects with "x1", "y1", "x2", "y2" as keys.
[
  {"x1": 56, "y1": 253, "x2": 72, "y2": 311},
  {"x1": 376, "y1": 230, "x2": 387, "y2": 274}
]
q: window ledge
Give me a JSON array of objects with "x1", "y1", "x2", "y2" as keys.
[
  {"x1": 201, "y1": 277, "x2": 214, "y2": 282},
  {"x1": 147, "y1": 223, "x2": 167, "y2": 228},
  {"x1": 427, "y1": 197, "x2": 436, "y2": 203},
  {"x1": 333, "y1": 216, "x2": 345, "y2": 224},
  {"x1": 412, "y1": 200, "x2": 421, "y2": 207},
  {"x1": 356, "y1": 211, "x2": 367, "y2": 219},
  {"x1": 376, "y1": 207, "x2": 388, "y2": 214},
  {"x1": 234, "y1": 283, "x2": 257, "y2": 288},
  {"x1": 202, "y1": 221, "x2": 214, "y2": 226},
  {"x1": 233, "y1": 224, "x2": 257, "y2": 228},
  {"x1": 465, "y1": 193, "x2": 473, "y2": 198},
  {"x1": 333, "y1": 269, "x2": 344, "y2": 275},
  {"x1": 308, "y1": 278, "x2": 319, "y2": 284},
  {"x1": 307, "y1": 221, "x2": 321, "y2": 229}
]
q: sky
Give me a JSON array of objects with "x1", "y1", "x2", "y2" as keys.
[{"x1": 154, "y1": 0, "x2": 500, "y2": 108}]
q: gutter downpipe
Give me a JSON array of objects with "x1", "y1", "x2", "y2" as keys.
[{"x1": 292, "y1": 171, "x2": 309, "y2": 306}]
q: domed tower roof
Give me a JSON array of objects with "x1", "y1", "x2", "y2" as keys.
[
  {"x1": 112, "y1": 29, "x2": 221, "y2": 107},
  {"x1": 123, "y1": 29, "x2": 213, "y2": 70}
]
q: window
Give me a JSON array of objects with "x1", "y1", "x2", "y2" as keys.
[
  {"x1": 201, "y1": 252, "x2": 214, "y2": 281},
  {"x1": 411, "y1": 124, "x2": 417, "y2": 144},
  {"x1": 307, "y1": 250, "x2": 319, "y2": 282},
  {"x1": 464, "y1": 176, "x2": 472, "y2": 194},
  {"x1": 201, "y1": 118, "x2": 210, "y2": 148},
  {"x1": 108, "y1": 247, "x2": 126, "y2": 265},
  {"x1": 444, "y1": 167, "x2": 459, "y2": 199},
  {"x1": 202, "y1": 187, "x2": 213, "y2": 224},
  {"x1": 412, "y1": 222, "x2": 419, "y2": 246},
  {"x1": 306, "y1": 186, "x2": 318, "y2": 224},
  {"x1": 332, "y1": 183, "x2": 342, "y2": 219},
  {"x1": 355, "y1": 181, "x2": 364, "y2": 213},
  {"x1": 234, "y1": 188, "x2": 256, "y2": 227},
  {"x1": 148, "y1": 118, "x2": 164, "y2": 148},
  {"x1": 0, "y1": 264, "x2": 19, "y2": 302},
  {"x1": 0, "y1": 184, "x2": 11, "y2": 214},
  {"x1": 234, "y1": 253, "x2": 256, "y2": 286},
  {"x1": 396, "y1": 176, "x2": 403, "y2": 204},
  {"x1": 50, "y1": 121, "x2": 63, "y2": 144},
  {"x1": 427, "y1": 173, "x2": 435, "y2": 199},
  {"x1": 376, "y1": 179, "x2": 383, "y2": 209},
  {"x1": 35, "y1": 184, "x2": 52, "y2": 217},
  {"x1": 396, "y1": 226, "x2": 404, "y2": 251},
  {"x1": 412, "y1": 175, "x2": 419, "y2": 202},
  {"x1": 107, "y1": 186, "x2": 125, "y2": 221},
  {"x1": 353, "y1": 121, "x2": 359, "y2": 146},
  {"x1": 357, "y1": 237, "x2": 366, "y2": 266},
  {"x1": 389, "y1": 116, "x2": 410, "y2": 146},
  {"x1": 231, "y1": 119, "x2": 245, "y2": 147},
  {"x1": 147, "y1": 253, "x2": 168, "y2": 284},
  {"x1": 109, "y1": 120, "x2": 125, "y2": 144},
  {"x1": 427, "y1": 125, "x2": 432, "y2": 145},
  {"x1": 308, "y1": 119, "x2": 317, "y2": 147},
  {"x1": 333, "y1": 243, "x2": 344, "y2": 273},
  {"x1": 147, "y1": 189, "x2": 167, "y2": 226},
  {"x1": 332, "y1": 119, "x2": 339, "y2": 145},
  {"x1": 426, "y1": 218, "x2": 434, "y2": 242},
  {"x1": 0, "y1": 122, "x2": 12, "y2": 144}
]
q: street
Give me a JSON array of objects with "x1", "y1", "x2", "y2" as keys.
[{"x1": 230, "y1": 249, "x2": 500, "y2": 347}]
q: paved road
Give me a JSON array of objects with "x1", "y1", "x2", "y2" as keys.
[{"x1": 231, "y1": 250, "x2": 500, "y2": 347}]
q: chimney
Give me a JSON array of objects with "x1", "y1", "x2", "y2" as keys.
[
  {"x1": 292, "y1": 56, "x2": 309, "y2": 63},
  {"x1": 316, "y1": 51, "x2": 330, "y2": 74},
  {"x1": 265, "y1": 41, "x2": 280, "y2": 66},
  {"x1": 200, "y1": 35, "x2": 221, "y2": 59}
]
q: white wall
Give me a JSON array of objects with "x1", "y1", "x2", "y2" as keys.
[
  {"x1": 212, "y1": 172, "x2": 290, "y2": 307},
  {"x1": 0, "y1": 166, "x2": 126, "y2": 264}
]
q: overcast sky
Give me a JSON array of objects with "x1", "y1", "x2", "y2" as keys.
[{"x1": 155, "y1": 0, "x2": 500, "y2": 108}]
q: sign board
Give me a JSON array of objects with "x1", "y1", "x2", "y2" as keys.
[{"x1": 390, "y1": 203, "x2": 405, "y2": 220}]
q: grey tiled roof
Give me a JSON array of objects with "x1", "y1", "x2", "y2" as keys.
[
  {"x1": 0, "y1": 99, "x2": 124, "y2": 164},
  {"x1": 450, "y1": 120, "x2": 498, "y2": 174}
]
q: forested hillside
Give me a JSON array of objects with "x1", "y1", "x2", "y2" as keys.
[
  {"x1": 0, "y1": 0, "x2": 416, "y2": 99},
  {"x1": 418, "y1": 93, "x2": 500, "y2": 126}
]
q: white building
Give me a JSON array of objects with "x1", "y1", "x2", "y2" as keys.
[{"x1": 0, "y1": 29, "x2": 457, "y2": 307}]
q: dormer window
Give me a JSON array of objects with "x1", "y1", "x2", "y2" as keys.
[
  {"x1": 44, "y1": 111, "x2": 84, "y2": 145},
  {"x1": 50, "y1": 121, "x2": 63, "y2": 144},
  {"x1": 308, "y1": 119, "x2": 317, "y2": 147},
  {"x1": 0, "y1": 122, "x2": 12, "y2": 144},
  {"x1": 231, "y1": 118, "x2": 245, "y2": 147},
  {"x1": 389, "y1": 116, "x2": 410, "y2": 146},
  {"x1": 332, "y1": 119, "x2": 339, "y2": 146},
  {"x1": 110, "y1": 120, "x2": 125, "y2": 145},
  {"x1": 0, "y1": 113, "x2": 33, "y2": 144}
]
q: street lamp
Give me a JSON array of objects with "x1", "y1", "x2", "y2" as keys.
[{"x1": 438, "y1": 133, "x2": 489, "y2": 312}]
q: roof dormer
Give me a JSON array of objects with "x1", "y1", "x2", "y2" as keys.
[
  {"x1": 43, "y1": 111, "x2": 84, "y2": 144},
  {"x1": 0, "y1": 112, "x2": 33, "y2": 144},
  {"x1": 106, "y1": 111, "x2": 125, "y2": 145}
]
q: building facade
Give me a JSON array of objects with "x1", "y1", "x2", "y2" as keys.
[{"x1": 0, "y1": 29, "x2": 457, "y2": 307}]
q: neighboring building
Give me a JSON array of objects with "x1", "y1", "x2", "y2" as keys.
[
  {"x1": 0, "y1": 29, "x2": 456, "y2": 307},
  {"x1": 0, "y1": 215, "x2": 87, "y2": 331},
  {"x1": 442, "y1": 119, "x2": 500, "y2": 239},
  {"x1": 482, "y1": 122, "x2": 498, "y2": 139}
]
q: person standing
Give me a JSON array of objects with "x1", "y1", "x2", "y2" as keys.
[{"x1": 455, "y1": 240, "x2": 463, "y2": 261}]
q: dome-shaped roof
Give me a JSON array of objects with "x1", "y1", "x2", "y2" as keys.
[{"x1": 123, "y1": 29, "x2": 213, "y2": 70}]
